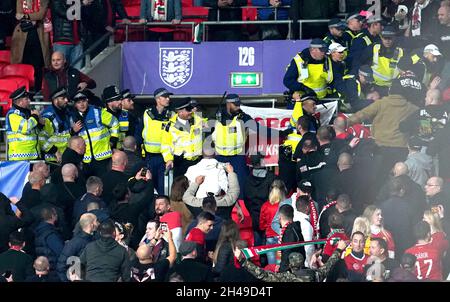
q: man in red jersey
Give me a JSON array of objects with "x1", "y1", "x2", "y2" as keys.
[
  {"x1": 344, "y1": 231, "x2": 369, "y2": 275},
  {"x1": 405, "y1": 221, "x2": 449, "y2": 281}
]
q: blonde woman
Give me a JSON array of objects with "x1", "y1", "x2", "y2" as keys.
[
  {"x1": 363, "y1": 205, "x2": 396, "y2": 259},
  {"x1": 259, "y1": 180, "x2": 286, "y2": 265},
  {"x1": 423, "y1": 209, "x2": 444, "y2": 234},
  {"x1": 345, "y1": 216, "x2": 371, "y2": 256}
]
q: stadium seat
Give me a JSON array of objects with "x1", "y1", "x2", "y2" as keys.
[
  {"x1": 0, "y1": 79, "x2": 20, "y2": 93},
  {"x1": 0, "y1": 76, "x2": 29, "y2": 90},
  {"x1": 0, "y1": 64, "x2": 34, "y2": 88},
  {"x1": 443, "y1": 87, "x2": 450, "y2": 103},
  {"x1": 0, "y1": 91, "x2": 12, "y2": 117},
  {"x1": 0, "y1": 50, "x2": 11, "y2": 64}
]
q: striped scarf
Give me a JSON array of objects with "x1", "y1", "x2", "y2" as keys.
[
  {"x1": 241, "y1": 238, "x2": 339, "y2": 259},
  {"x1": 22, "y1": 0, "x2": 40, "y2": 14},
  {"x1": 309, "y1": 199, "x2": 319, "y2": 238},
  {"x1": 275, "y1": 221, "x2": 291, "y2": 266},
  {"x1": 316, "y1": 200, "x2": 337, "y2": 236},
  {"x1": 411, "y1": 0, "x2": 430, "y2": 37}
]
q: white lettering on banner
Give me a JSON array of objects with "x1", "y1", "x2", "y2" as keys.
[
  {"x1": 238, "y1": 47, "x2": 255, "y2": 66},
  {"x1": 241, "y1": 102, "x2": 338, "y2": 166},
  {"x1": 159, "y1": 48, "x2": 194, "y2": 89},
  {"x1": 366, "y1": 0, "x2": 381, "y2": 19},
  {"x1": 66, "y1": 0, "x2": 81, "y2": 21}
]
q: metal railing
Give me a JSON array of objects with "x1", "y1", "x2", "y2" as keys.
[
  {"x1": 202, "y1": 20, "x2": 293, "y2": 41},
  {"x1": 215, "y1": 5, "x2": 291, "y2": 21},
  {"x1": 298, "y1": 19, "x2": 333, "y2": 40},
  {"x1": 71, "y1": 31, "x2": 115, "y2": 69},
  {"x1": 117, "y1": 22, "x2": 197, "y2": 42}
]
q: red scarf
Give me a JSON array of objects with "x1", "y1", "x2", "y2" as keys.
[
  {"x1": 309, "y1": 199, "x2": 319, "y2": 239},
  {"x1": 23, "y1": 0, "x2": 40, "y2": 14},
  {"x1": 316, "y1": 200, "x2": 337, "y2": 236}
]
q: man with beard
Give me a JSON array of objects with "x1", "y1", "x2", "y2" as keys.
[
  {"x1": 102, "y1": 85, "x2": 129, "y2": 150},
  {"x1": 40, "y1": 87, "x2": 76, "y2": 163}
]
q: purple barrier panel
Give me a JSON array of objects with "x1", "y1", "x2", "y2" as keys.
[{"x1": 122, "y1": 40, "x2": 311, "y2": 95}]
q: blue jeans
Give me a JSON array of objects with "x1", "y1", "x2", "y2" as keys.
[
  {"x1": 146, "y1": 153, "x2": 165, "y2": 195},
  {"x1": 265, "y1": 236, "x2": 279, "y2": 265},
  {"x1": 53, "y1": 43, "x2": 83, "y2": 69}
]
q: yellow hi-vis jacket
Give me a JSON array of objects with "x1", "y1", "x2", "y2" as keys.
[
  {"x1": 71, "y1": 106, "x2": 119, "y2": 163},
  {"x1": 213, "y1": 115, "x2": 246, "y2": 156},
  {"x1": 39, "y1": 106, "x2": 72, "y2": 162},
  {"x1": 161, "y1": 114, "x2": 203, "y2": 162},
  {"x1": 371, "y1": 44, "x2": 404, "y2": 87},
  {"x1": 6, "y1": 107, "x2": 41, "y2": 160},
  {"x1": 293, "y1": 54, "x2": 333, "y2": 99},
  {"x1": 142, "y1": 107, "x2": 173, "y2": 154}
]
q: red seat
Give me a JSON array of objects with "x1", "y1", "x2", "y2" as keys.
[
  {"x1": 124, "y1": 5, "x2": 140, "y2": 18},
  {"x1": 0, "y1": 91, "x2": 12, "y2": 117},
  {"x1": 0, "y1": 76, "x2": 29, "y2": 90},
  {"x1": 0, "y1": 79, "x2": 20, "y2": 93},
  {"x1": 0, "y1": 62, "x2": 8, "y2": 75},
  {"x1": 0, "y1": 50, "x2": 11, "y2": 64},
  {"x1": 0, "y1": 64, "x2": 34, "y2": 88},
  {"x1": 443, "y1": 87, "x2": 450, "y2": 103}
]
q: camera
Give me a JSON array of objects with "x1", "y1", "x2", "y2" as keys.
[
  {"x1": 141, "y1": 167, "x2": 148, "y2": 177},
  {"x1": 160, "y1": 222, "x2": 168, "y2": 232}
]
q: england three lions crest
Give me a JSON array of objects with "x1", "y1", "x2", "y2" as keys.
[{"x1": 159, "y1": 48, "x2": 193, "y2": 89}]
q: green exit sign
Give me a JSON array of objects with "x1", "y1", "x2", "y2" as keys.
[{"x1": 230, "y1": 72, "x2": 262, "y2": 88}]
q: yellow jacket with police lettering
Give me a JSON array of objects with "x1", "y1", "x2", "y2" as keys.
[
  {"x1": 371, "y1": 44, "x2": 404, "y2": 87},
  {"x1": 142, "y1": 106, "x2": 173, "y2": 154},
  {"x1": 71, "y1": 106, "x2": 119, "y2": 163},
  {"x1": 5, "y1": 107, "x2": 41, "y2": 160},
  {"x1": 213, "y1": 115, "x2": 246, "y2": 156},
  {"x1": 161, "y1": 114, "x2": 203, "y2": 162},
  {"x1": 39, "y1": 106, "x2": 72, "y2": 162}
]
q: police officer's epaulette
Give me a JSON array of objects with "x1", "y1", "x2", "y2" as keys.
[
  {"x1": 14, "y1": 109, "x2": 20, "y2": 115},
  {"x1": 164, "y1": 121, "x2": 171, "y2": 132}
]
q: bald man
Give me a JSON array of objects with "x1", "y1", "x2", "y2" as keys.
[
  {"x1": 21, "y1": 162, "x2": 50, "y2": 199},
  {"x1": 392, "y1": 162, "x2": 409, "y2": 177},
  {"x1": 42, "y1": 51, "x2": 96, "y2": 102},
  {"x1": 25, "y1": 256, "x2": 60, "y2": 282},
  {"x1": 21, "y1": 171, "x2": 46, "y2": 209},
  {"x1": 100, "y1": 150, "x2": 130, "y2": 205},
  {"x1": 123, "y1": 136, "x2": 145, "y2": 178},
  {"x1": 50, "y1": 136, "x2": 87, "y2": 185}
]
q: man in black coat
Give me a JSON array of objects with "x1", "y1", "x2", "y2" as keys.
[
  {"x1": 56, "y1": 163, "x2": 86, "y2": 221},
  {"x1": 51, "y1": 136, "x2": 87, "y2": 185},
  {"x1": 80, "y1": 219, "x2": 131, "y2": 282},
  {"x1": 72, "y1": 176, "x2": 106, "y2": 226},
  {"x1": 56, "y1": 213, "x2": 98, "y2": 281},
  {"x1": 0, "y1": 231, "x2": 34, "y2": 282},
  {"x1": 100, "y1": 150, "x2": 130, "y2": 206},
  {"x1": 278, "y1": 204, "x2": 305, "y2": 273},
  {"x1": 0, "y1": 194, "x2": 34, "y2": 254}
]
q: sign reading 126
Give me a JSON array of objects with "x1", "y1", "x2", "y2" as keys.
[{"x1": 238, "y1": 47, "x2": 255, "y2": 66}]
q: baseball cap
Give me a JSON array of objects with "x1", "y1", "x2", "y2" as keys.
[
  {"x1": 226, "y1": 94, "x2": 241, "y2": 105},
  {"x1": 328, "y1": 18, "x2": 346, "y2": 29},
  {"x1": 347, "y1": 12, "x2": 365, "y2": 22},
  {"x1": 298, "y1": 180, "x2": 313, "y2": 194},
  {"x1": 310, "y1": 38, "x2": 328, "y2": 52},
  {"x1": 179, "y1": 241, "x2": 198, "y2": 256},
  {"x1": 424, "y1": 44, "x2": 442, "y2": 56},
  {"x1": 154, "y1": 87, "x2": 173, "y2": 98},
  {"x1": 328, "y1": 42, "x2": 347, "y2": 54},
  {"x1": 381, "y1": 25, "x2": 397, "y2": 37}
]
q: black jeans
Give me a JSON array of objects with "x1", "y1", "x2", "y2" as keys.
[{"x1": 22, "y1": 28, "x2": 44, "y2": 91}]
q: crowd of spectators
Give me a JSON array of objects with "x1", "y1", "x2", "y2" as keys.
[{"x1": 0, "y1": 0, "x2": 450, "y2": 284}]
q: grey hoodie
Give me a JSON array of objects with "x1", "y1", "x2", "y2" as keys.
[{"x1": 405, "y1": 151, "x2": 434, "y2": 188}]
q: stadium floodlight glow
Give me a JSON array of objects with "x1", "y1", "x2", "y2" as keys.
[{"x1": 230, "y1": 72, "x2": 262, "y2": 88}]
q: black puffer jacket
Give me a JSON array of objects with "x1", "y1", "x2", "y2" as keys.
[{"x1": 51, "y1": 0, "x2": 84, "y2": 43}]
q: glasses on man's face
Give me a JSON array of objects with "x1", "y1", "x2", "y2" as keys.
[{"x1": 426, "y1": 184, "x2": 439, "y2": 187}]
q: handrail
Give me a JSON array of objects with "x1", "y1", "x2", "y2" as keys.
[
  {"x1": 201, "y1": 20, "x2": 293, "y2": 41},
  {"x1": 71, "y1": 31, "x2": 114, "y2": 68},
  {"x1": 214, "y1": 5, "x2": 291, "y2": 21},
  {"x1": 298, "y1": 19, "x2": 335, "y2": 39},
  {"x1": 116, "y1": 21, "x2": 196, "y2": 42}
]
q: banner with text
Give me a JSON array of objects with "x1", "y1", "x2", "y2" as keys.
[
  {"x1": 122, "y1": 40, "x2": 310, "y2": 95},
  {"x1": 241, "y1": 102, "x2": 338, "y2": 166}
]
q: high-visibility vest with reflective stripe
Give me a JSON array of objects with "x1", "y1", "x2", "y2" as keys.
[
  {"x1": 115, "y1": 109, "x2": 129, "y2": 150},
  {"x1": 39, "y1": 106, "x2": 72, "y2": 162},
  {"x1": 5, "y1": 108, "x2": 40, "y2": 161},
  {"x1": 161, "y1": 114, "x2": 203, "y2": 162},
  {"x1": 293, "y1": 54, "x2": 332, "y2": 99},
  {"x1": 214, "y1": 116, "x2": 245, "y2": 156},
  {"x1": 344, "y1": 30, "x2": 363, "y2": 48},
  {"x1": 371, "y1": 44, "x2": 404, "y2": 87},
  {"x1": 282, "y1": 131, "x2": 302, "y2": 157},
  {"x1": 410, "y1": 54, "x2": 430, "y2": 85},
  {"x1": 71, "y1": 106, "x2": 119, "y2": 163},
  {"x1": 290, "y1": 101, "x2": 304, "y2": 127},
  {"x1": 142, "y1": 108, "x2": 173, "y2": 154}
]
